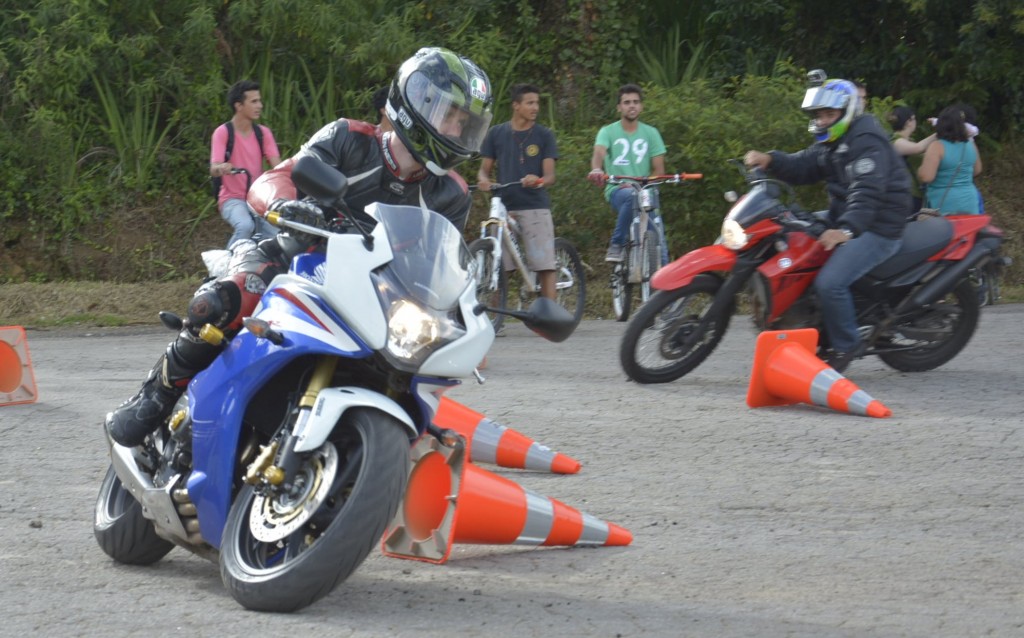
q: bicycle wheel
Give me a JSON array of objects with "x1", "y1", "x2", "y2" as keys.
[
  {"x1": 612, "y1": 254, "x2": 633, "y2": 322},
  {"x1": 553, "y1": 237, "x2": 586, "y2": 329},
  {"x1": 467, "y1": 238, "x2": 508, "y2": 332},
  {"x1": 639, "y1": 229, "x2": 660, "y2": 305}
]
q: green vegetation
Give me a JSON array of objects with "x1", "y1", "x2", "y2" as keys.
[{"x1": 1, "y1": 0, "x2": 1022, "y2": 306}]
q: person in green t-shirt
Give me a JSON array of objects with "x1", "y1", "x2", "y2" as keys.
[{"x1": 587, "y1": 84, "x2": 667, "y2": 263}]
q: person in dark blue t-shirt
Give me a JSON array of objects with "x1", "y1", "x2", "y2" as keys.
[{"x1": 476, "y1": 83, "x2": 559, "y2": 299}]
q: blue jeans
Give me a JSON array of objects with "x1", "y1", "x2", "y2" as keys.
[
  {"x1": 814, "y1": 231, "x2": 901, "y2": 353},
  {"x1": 221, "y1": 198, "x2": 278, "y2": 249},
  {"x1": 610, "y1": 187, "x2": 669, "y2": 265}
]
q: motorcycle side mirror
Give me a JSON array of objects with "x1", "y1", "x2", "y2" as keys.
[
  {"x1": 291, "y1": 156, "x2": 349, "y2": 208},
  {"x1": 291, "y1": 155, "x2": 378, "y2": 248},
  {"x1": 473, "y1": 297, "x2": 576, "y2": 343}
]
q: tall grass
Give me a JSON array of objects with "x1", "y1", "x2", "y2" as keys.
[
  {"x1": 93, "y1": 78, "x2": 175, "y2": 191},
  {"x1": 256, "y1": 56, "x2": 371, "y2": 155},
  {"x1": 636, "y1": 25, "x2": 716, "y2": 87}
]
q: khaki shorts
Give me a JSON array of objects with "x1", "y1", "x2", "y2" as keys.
[{"x1": 503, "y1": 208, "x2": 555, "y2": 272}]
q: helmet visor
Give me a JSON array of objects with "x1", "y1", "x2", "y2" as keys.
[
  {"x1": 405, "y1": 70, "x2": 492, "y2": 155},
  {"x1": 801, "y1": 85, "x2": 850, "y2": 114}
]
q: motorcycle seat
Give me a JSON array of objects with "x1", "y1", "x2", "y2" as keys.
[{"x1": 868, "y1": 216, "x2": 953, "y2": 279}]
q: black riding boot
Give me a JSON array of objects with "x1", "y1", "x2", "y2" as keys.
[{"x1": 106, "y1": 333, "x2": 221, "y2": 447}]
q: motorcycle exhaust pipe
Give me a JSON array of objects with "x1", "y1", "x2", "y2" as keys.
[
  {"x1": 106, "y1": 426, "x2": 193, "y2": 544},
  {"x1": 902, "y1": 237, "x2": 1002, "y2": 311}
]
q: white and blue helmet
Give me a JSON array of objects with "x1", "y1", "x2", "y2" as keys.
[{"x1": 801, "y1": 78, "x2": 859, "y2": 143}]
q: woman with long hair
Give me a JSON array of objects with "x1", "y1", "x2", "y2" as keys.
[{"x1": 917, "y1": 105, "x2": 982, "y2": 215}]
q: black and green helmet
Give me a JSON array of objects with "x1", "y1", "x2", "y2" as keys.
[{"x1": 386, "y1": 47, "x2": 494, "y2": 175}]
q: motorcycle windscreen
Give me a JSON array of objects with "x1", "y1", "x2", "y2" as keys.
[
  {"x1": 369, "y1": 203, "x2": 473, "y2": 311},
  {"x1": 726, "y1": 186, "x2": 783, "y2": 228}
]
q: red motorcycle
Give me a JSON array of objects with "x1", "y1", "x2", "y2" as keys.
[{"x1": 619, "y1": 163, "x2": 1007, "y2": 383}]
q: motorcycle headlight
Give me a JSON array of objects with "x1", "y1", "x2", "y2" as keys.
[
  {"x1": 387, "y1": 299, "x2": 441, "y2": 360},
  {"x1": 721, "y1": 218, "x2": 749, "y2": 250}
]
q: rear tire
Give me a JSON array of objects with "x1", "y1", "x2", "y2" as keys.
[
  {"x1": 468, "y1": 238, "x2": 508, "y2": 332},
  {"x1": 878, "y1": 278, "x2": 980, "y2": 372},
  {"x1": 219, "y1": 409, "x2": 411, "y2": 612},
  {"x1": 620, "y1": 275, "x2": 732, "y2": 383},
  {"x1": 94, "y1": 464, "x2": 174, "y2": 566}
]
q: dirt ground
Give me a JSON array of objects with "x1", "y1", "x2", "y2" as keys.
[{"x1": 1, "y1": 307, "x2": 1022, "y2": 637}]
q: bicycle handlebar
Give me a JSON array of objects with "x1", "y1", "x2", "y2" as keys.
[
  {"x1": 470, "y1": 180, "x2": 545, "y2": 193},
  {"x1": 604, "y1": 173, "x2": 702, "y2": 185}
]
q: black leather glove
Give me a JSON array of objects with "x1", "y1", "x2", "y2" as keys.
[{"x1": 269, "y1": 199, "x2": 325, "y2": 229}]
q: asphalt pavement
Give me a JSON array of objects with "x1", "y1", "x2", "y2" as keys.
[{"x1": 1, "y1": 306, "x2": 1022, "y2": 637}]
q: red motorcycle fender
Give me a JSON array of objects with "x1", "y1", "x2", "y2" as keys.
[
  {"x1": 651, "y1": 245, "x2": 737, "y2": 290},
  {"x1": 933, "y1": 215, "x2": 991, "y2": 261}
]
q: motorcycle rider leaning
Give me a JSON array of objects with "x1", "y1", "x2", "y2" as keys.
[
  {"x1": 744, "y1": 75, "x2": 912, "y2": 373},
  {"x1": 107, "y1": 47, "x2": 494, "y2": 447}
]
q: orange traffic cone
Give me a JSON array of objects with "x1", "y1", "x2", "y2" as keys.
[
  {"x1": 746, "y1": 328, "x2": 891, "y2": 418},
  {"x1": 382, "y1": 435, "x2": 632, "y2": 564},
  {"x1": 435, "y1": 396, "x2": 581, "y2": 474},
  {"x1": 0, "y1": 326, "x2": 38, "y2": 407}
]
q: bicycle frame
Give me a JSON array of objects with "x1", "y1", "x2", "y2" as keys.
[
  {"x1": 477, "y1": 195, "x2": 540, "y2": 293},
  {"x1": 601, "y1": 173, "x2": 703, "y2": 321},
  {"x1": 606, "y1": 174, "x2": 702, "y2": 282},
  {"x1": 627, "y1": 185, "x2": 659, "y2": 284},
  {"x1": 469, "y1": 183, "x2": 586, "y2": 331}
]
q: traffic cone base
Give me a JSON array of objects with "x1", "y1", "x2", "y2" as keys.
[
  {"x1": 0, "y1": 326, "x2": 38, "y2": 407},
  {"x1": 747, "y1": 328, "x2": 891, "y2": 418},
  {"x1": 435, "y1": 397, "x2": 581, "y2": 474},
  {"x1": 382, "y1": 435, "x2": 631, "y2": 564}
]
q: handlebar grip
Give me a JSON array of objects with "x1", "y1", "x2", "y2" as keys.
[
  {"x1": 482, "y1": 180, "x2": 544, "y2": 191},
  {"x1": 679, "y1": 173, "x2": 702, "y2": 180}
]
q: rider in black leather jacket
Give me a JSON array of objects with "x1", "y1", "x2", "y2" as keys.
[{"x1": 107, "y1": 48, "x2": 494, "y2": 447}]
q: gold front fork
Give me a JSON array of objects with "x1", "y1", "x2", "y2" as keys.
[
  {"x1": 300, "y1": 356, "x2": 339, "y2": 409},
  {"x1": 245, "y1": 356, "x2": 339, "y2": 485}
]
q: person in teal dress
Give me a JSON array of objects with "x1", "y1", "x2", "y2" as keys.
[{"x1": 917, "y1": 105, "x2": 982, "y2": 215}]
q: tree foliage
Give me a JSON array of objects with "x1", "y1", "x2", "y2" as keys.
[{"x1": 0, "y1": 0, "x2": 1021, "y2": 283}]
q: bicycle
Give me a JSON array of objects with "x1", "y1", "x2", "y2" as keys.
[
  {"x1": 468, "y1": 182, "x2": 586, "y2": 333},
  {"x1": 602, "y1": 173, "x2": 702, "y2": 321}
]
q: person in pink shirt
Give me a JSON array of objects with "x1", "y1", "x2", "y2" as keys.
[{"x1": 210, "y1": 80, "x2": 282, "y2": 248}]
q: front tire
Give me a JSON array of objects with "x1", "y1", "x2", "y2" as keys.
[
  {"x1": 468, "y1": 238, "x2": 508, "y2": 332},
  {"x1": 219, "y1": 409, "x2": 411, "y2": 612},
  {"x1": 640, "y1": 229, "x2": 659, "y2": 305},
  {"x1": 620, "y1": 275, "x2": 733, "y2": 383},
  {"x1": 878, "y1": 278, "x2": 980, "y2": 372},
  {"x1": 611, "y1": 259, "x2": 633, "y2": 322},
  {"x1": 94, "y1": 464, "x2": 175, "y2": 565}
]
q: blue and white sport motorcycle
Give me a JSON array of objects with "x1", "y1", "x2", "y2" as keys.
[{"x1": 93, "y1": 157, "x2": 574, "y2": 612}]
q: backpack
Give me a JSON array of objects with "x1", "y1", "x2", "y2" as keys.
[{"x1": 210, "y1": 121, "x2": 265, "y2": 201}]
